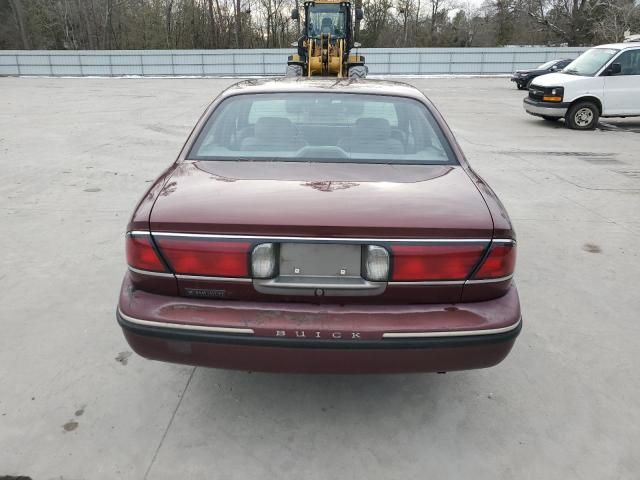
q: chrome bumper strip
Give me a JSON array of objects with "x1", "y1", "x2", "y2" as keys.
[
  {"x1": 117, "y1": 309, "x2": 255, "y2": 335},
  {"x1": 382, "y1": 317, "x2": 522, "y2": 338}
]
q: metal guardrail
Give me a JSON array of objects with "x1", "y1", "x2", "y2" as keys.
[{"x1": 0, "y1": 47, "x2": 587, "y2": 76}]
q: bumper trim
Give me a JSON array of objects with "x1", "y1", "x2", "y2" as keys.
[
  {"x1": 382, "y1": 317, "x2": 521, "y2": 338},
  {"x1": 117, "y1": 309, "x2": 522, "y2": 350},
  {"x1": 117, "y1": 308, "x2": 255, "y2": 335},
  {"x1": 523, "y1": 98, "x2": 569, "y2": 117}
]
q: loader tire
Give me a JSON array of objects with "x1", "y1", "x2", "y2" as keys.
[
  {"x1": 285, "y1": 64, "x2": 303, "y2": 77},
  {"x1": 348, "y1": 65, "x2": 367, "y2": 78}
]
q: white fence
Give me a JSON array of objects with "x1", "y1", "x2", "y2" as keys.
[{"x1": 0, "y1": 47, "x2": 587, "y2": 76}]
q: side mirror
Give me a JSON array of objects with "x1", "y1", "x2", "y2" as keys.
[
  {"x1": 355, "y1": 8, "x2": 364, "y2": 21},
  {"x1": 353, "y1": 42, "x2": 361, "y2": 48},
  {"x1": 550, "y1": 65, "x2": 558, "y2": 71},
  {"x1": 607, "y1": 63, "x2": 622, "y2": 75},
  {"x1": 291, "y1": 9, "x2": 299, "y2": 20}
]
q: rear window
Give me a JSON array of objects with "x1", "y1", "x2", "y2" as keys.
[{"x1": 189, "y1": 93, "x2": 456, "y2": 165}]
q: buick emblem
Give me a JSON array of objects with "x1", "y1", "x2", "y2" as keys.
[{"x1": 275, "y1": 330, "x2": 362, "y2": 339}]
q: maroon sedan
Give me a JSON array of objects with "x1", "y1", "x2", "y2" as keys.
[{"x1": 117, "y1": 78, "x2": 520, "y2": 374}]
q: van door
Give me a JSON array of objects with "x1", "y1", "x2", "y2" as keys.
[{"x1": 602, "y1": 49, "x2": 640, "y2": 116}]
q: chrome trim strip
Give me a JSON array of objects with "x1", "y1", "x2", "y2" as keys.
[
  {"x1": 388, "y1": 274, "x2": 513, "y2": 286},
  {"x1": 129, "y1": 271, "x2": 512, "y2": 285},
  {"x1": 128, "y1": 267, "x2": 251, "y2": 283},
  {"x1": 176, "y1": 274, "x2": 252, "y2": 283},
  {"x1": 382, "y1": 317, "x2": 521, "y2": 339},
  {"x1": 143, "y1": 231, "x2": 493, "y2": 244},
  {"x1": 128, "y1": 266, "x2": 174, "y2": 278},
  {"x1": 492, "y1": 238, "x2": 517, "y2": 245},
  {"x1": 389, "y1": 280, "x2": 466, "y2": 286},
  {"x1": 466, "y1": 274, "x2": 514, "y2": 284},
  {"x1": 118, "y1": 309, "x2": 255, "y2": 335}
]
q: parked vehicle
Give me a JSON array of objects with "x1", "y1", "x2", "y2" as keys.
[
  {"x1": 524, "y1": 43, "x2": 640, "y2": 129},
  {"x1": 511, "y1": 59, "x2": 573, "y2": 90},
  {"x1": 117, "y1": 78, "x2": 521, "y2": 374}
]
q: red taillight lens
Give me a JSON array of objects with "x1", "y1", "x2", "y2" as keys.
[
  {"x1": 156, "y1": 238, "x2": 250, "y2": 277},
  {"x1": 474, "y1": 243, "x2": 516, "y2": 279},
  {"x1": 126, "y1": 235, "x2": 166, "y2": 272},
  {"x1": 390, "y1": 244, "x2": 486, "y2": 281}
]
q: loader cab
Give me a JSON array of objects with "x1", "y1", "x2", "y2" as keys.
[{"x1": 306, "y1": 3, "x2": 349, "y2": 39}]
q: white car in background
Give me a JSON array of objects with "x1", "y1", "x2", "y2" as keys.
[{"x1": 523, "y1": 43, "x2": 640, "y2": 129}]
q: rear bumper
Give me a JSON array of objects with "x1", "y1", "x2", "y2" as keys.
[
  {"x1": 523, "y1": 97, "x2": 569, "y2": 118},
  {"x1": 117, "y1": 274, "x2": 521, "y2": 374}
]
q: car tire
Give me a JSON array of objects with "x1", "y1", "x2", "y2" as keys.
[
  {"x1": 285, "y1": 64, "x2": 303, "y2": 77},
  {"x1": 526, "y1": 79, "x2": 533, "y2": 89},
  {"x1": 516, "y1": 83, "x2": 526, "y2": 90},
  {"x1": 542, "y1": 116, "x2": 560, "y2": 122},
  {"x1": 566, "y1": 101, "x2": 599, "y2": 130},
  {"x1": 348, "y1": 65, "x2": 368, "y2": 78}
]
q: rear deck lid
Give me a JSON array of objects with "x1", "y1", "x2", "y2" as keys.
[{"x1": 149, "y1": 161, "x2": 493, "y2": 238}]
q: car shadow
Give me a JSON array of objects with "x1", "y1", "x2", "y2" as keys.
[
  {"x1": 599, "y1": 119, "x2": 640, "y2": 133},
  {"x1": 524, "y1": 115, "x2": 640, "y2": 133},
  {"x1": 524, "y1": 117, "x2": 567, "y2": 129},
  {"x1": 191, "y1": 366, "x2": 488, "y2": 420}
]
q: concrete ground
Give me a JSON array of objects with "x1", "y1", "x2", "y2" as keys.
[{"x1": 1, "y1": 76, "x2": 639, "y2": 480}]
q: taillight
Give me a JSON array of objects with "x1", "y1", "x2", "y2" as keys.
[
  {"x1": 155, "y1": 238, "x2": 250, "y2": 277},
  {"x1": 126, "y1": 234, "x2": 166, "y2": 272},
  {"x1": 473, "y1": 242, "x2": 516, "y2": 279},
  {"x1": 390, "y1": 244, "x2": 486, "y2": 281}
]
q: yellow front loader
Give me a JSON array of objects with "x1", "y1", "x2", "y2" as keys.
[{"x1": 286, "y1": 0, "x2": 367, "y2": 78}]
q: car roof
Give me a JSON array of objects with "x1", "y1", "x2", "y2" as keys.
[
  {"x1": 594, "y1": 43, "x2": 640, "y2": 50},
  {"x1": 218, "y1": 78, "x2": 429, "y2": 102}
]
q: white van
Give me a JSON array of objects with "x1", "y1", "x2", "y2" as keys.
[{"x1": 523, "y1": 43, "x2": 640, "y2": 129}]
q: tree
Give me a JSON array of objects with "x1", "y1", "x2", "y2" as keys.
[{"x1": 8, "y1": 0, "x2": 31, "y2": 48}]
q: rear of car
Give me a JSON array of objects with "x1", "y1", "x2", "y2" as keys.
[{"x1": 118, "y1": 80, "x2": 521, "y2": 373}]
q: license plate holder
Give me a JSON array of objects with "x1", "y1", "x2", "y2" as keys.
[{"x1": 279, "y1": 243, "x2": 361, "y2": 278}]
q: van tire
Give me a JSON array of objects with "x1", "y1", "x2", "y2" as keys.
[{"x1": 566, "y1": 101, "x2": 599, "y2": 130}]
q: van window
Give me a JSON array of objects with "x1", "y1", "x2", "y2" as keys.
[
  {"x1": 614, "y1": 50, "x2": 640, "y2": 76},
  {"x1": 564, "y1": 48, "x2": 618, "y2": 76}
]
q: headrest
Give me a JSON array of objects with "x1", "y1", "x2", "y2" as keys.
[
  {"x1": 254, "y1": 117, "x2": 294, "y2": 139},
  {"x1": 354, "y1": 117, "x2": 392, "y2": 140}
]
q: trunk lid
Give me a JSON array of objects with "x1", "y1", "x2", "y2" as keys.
[{"x1": 149, "y1": 161, "x2": 493, "y2": 238}]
